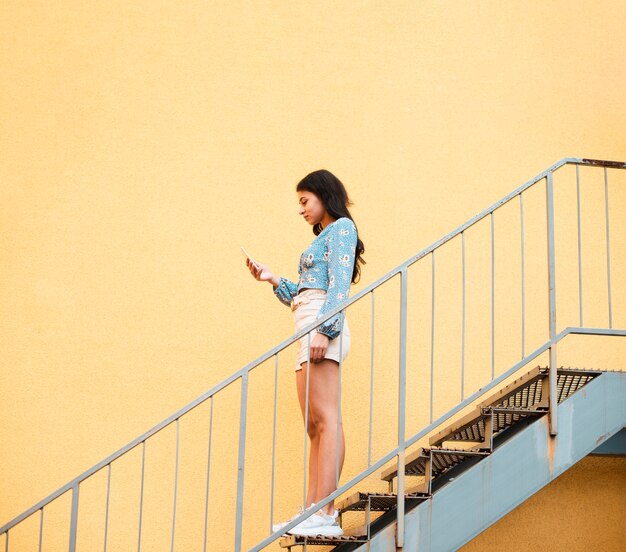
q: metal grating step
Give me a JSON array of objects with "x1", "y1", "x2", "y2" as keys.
[
  {"x1": 554, "y1": 369, "x2": 599, "y2": 403},
  {"x1": 428, "y1": 448, "x2": 490, "y2": 477},
  {"x1": 443, "y1": 406, "x2": 545, "y2": 443},
  {"x1": 491, "y1": 367, "x2": 599, "y2": 408},
  {"x1": 381, "y1": 447, "x2": 489, "y2": 483},
  {"x1": 495, "y1": 377, "x2": 544, "y2": 409},
  {"x1": 490, "y1": 407, "x2": 545, "y2": 428},
  {"x1": 381, "y1": 447, "x2": 428, "y2": 482},
  {"x1": 337, "y1": 486, "x2": 430, "y2": 513},
  {"x1": 279, "y1": 534, "x2": 369, "y2": 548}
]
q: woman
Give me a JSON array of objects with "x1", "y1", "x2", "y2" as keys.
[{"x1": 245, "y1": 169, "x2": 365, "y2": 538}]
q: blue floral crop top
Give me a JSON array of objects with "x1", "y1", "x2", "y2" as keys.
[{"x1": 273, "y1": 217, "x2": 358, "y2": 339}]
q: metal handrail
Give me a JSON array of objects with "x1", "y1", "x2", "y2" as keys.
[{"x1": 1, "y1": 157, "x2": 624, "y2": 552}]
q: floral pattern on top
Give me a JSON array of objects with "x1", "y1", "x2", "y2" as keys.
[{"x1": 272, "y1": 217, "x2": 358, "y2": 339}]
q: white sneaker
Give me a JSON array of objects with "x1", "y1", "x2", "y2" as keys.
[
  {"x1": 287, "y1": 507, "x2": 344, "y2": 537},
  {"x1": 272, "y1": 503, "x2": 316, "y2": 534}
]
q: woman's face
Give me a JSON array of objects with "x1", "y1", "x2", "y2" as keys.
[{"x1": 297, "y1": 191, "x2": 326, "y2": 226}]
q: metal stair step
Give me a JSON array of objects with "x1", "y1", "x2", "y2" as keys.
[
  {"x1": 427, "y1": 448, "x2": 490, "y2": 477},
  {"x1": 381, "y1": 447, "x2": 428, "y2": 482},
  {"x1": 554, "y1": 368, "x2": 600, "y2": 403},
  {"x1": 278, "y1": 487, "x2": 430, "y2": 549},
  {"x1": 480, "y1": 365, "x2": 547, "y2": 409},
  {"x1": 431, "y1": 406, "x2": 546, "y2": 445},
  {"x1": 336, "y1": 485, "x2": 430, "y2": 513},
  {"x1": 381, "y1": 447, "x2": 489, "y2": 483},
  {"x1": 487, "y1": 406, "x2": 546, "y2": 432},
  {"x1": 279, "y1": 534, "x2": 369, "y2": 548},
  {"x1": 488, "y1": 366, "x2": 599, "y2": 408}
]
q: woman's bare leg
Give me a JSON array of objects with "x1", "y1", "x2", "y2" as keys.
[
  {"x1": 307, "y1": 358, "x2": 345, "y2": 515},
  {"x1": 296, "y1": 363, "x2": 319, "y2": 509}
]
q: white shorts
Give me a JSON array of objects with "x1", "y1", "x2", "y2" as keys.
[{"x1": 292, "y1": 288, "x2": 351, "y2": 371}]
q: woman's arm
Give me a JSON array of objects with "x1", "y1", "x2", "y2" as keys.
[
  {"x1": 246, "y1": 258, "x2": 297, "y2": 308},
  {"x1": 273, "y1": 276, "x2": 299, "y2": 307},
  {"x1": 315, "y1": 218, "x2": 358, "y2": 338}
]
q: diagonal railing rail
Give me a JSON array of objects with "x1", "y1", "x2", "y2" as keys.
[{"x1": 1, "y1": 157, "x2": 624, "y2": 552}]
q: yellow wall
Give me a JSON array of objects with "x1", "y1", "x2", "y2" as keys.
[{"x1": 1, "y1": 1, "x2": 625, "y2": 550}]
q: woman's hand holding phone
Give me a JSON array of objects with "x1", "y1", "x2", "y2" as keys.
[{"x1": 242, "y1": 246, "x2": 274, "y2": 283}]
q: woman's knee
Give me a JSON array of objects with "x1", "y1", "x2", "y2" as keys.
[
  {"x1": 312, "y1": 415, "x2": 342, "y2": 434},
  {"x1": 306, "y1": 419, "x2": 318, "y2": 439},
  {"x1": 308, "y1": 411, "x2": 344, "y2": 437}
]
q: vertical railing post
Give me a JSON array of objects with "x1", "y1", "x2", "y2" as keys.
[
  {"x1": 303, "y1": 332, "x2": 311, "y2": 508},
  {"x1": 576, "y1": 165, "x2": 584, "y2": 327},
  {"x1": 203, "y1": 397, "x2": 214, "y2": 552},
  {"x1": 234, "y1": 371, "x2": 249, "y2": 552},
  {"x1": 336, "y1": 310, "x2": 344, "y2": 488},
  {"x1": 430, "y1": 251, "x2": 435, "y2": 423},
  {"x1": 104, "y1": 464, "x2": 111, "y2": 552},
  {"x1": 604, "y1": 167, "x2": 613, "y2": 328},
  {"x1": 520, "y1": 192, "x2": 526, "y2": 359},
  {"x1": 368, "y1": 290, "x2": 375, "y2": 468},
  {"x1": 461, "y1": 231, "x2": 466, "y2": 400},
  {"x1": 269, "y1": 355, "x2": 279, "y2": 535},
  {"x1": 68, "y1": 483, "x2": 79, "y2": 552},
  {"x1": 170, "y1": 419, "x2": 180, "y2": 552},
  {"x1": 396, "y1": 268, "x2": 408, "y2": 548},
  {"x1": 38, "y1": 508, "x2": 44, "y2": 552},
  {"x1": 491, "y1": 211, "x2": 495, "y2": 379},
  {"x1": 138, "y1": 440, "x2": 146, "y2": 552},
  {"x1": 546, "y1": 172, "x2": 558, "y2": 436}
]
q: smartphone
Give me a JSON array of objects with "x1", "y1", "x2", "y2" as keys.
[{"x1": 240, "y1": 246, "x2": 260, "y2": 268}]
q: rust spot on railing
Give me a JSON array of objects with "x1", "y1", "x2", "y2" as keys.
[{"x1": 580, "y1": 158, "x2": 626, "y2": 168}]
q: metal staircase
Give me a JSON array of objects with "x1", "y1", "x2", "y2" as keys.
[
  {"x1": 278, "y1": 366, "x2": 622, "y2": 550},
  {"x1": 2, "y1": 158, "x2": 625, "y2": 552}
]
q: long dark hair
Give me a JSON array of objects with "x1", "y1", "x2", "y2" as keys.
[{"x1": 296, "y1": 169, "x2": 366, "y2": 284}]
